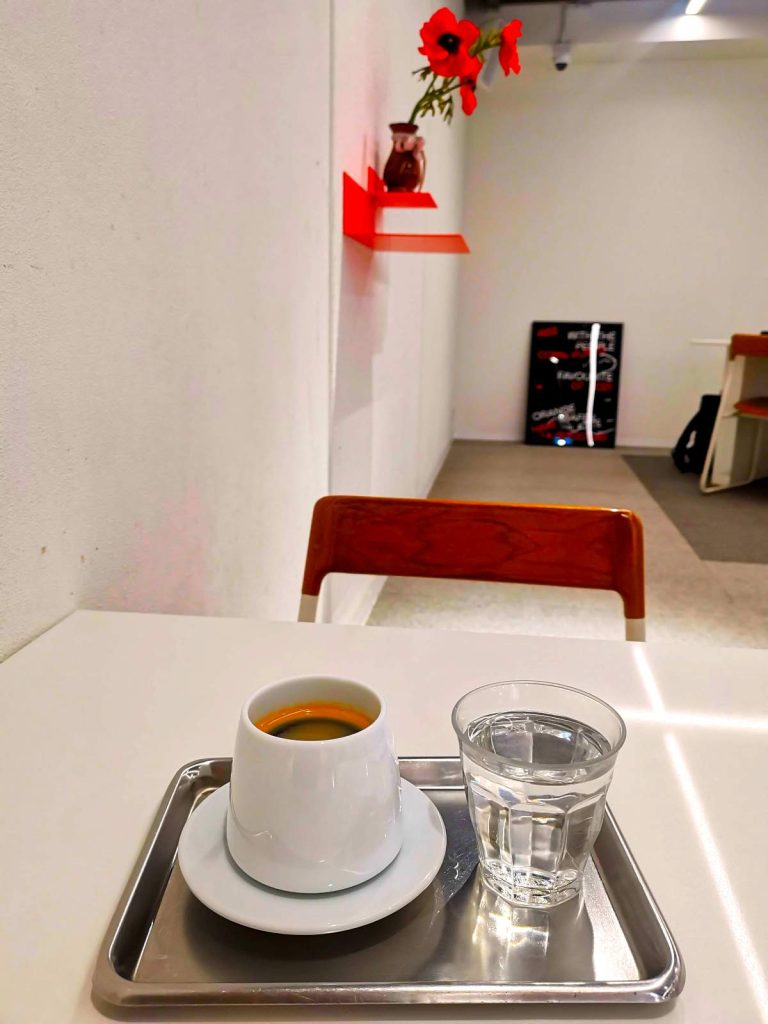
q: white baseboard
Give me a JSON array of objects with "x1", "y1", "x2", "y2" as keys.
[
  {"x1": 454, "y1": 432, "x2": 673, "y2": 450},
  {"x1": 454, "y1": 431, "x2": 523, "y2": 442},
  {"x1": 618, "y1": 437, "x2": 672, "y2": 450}
]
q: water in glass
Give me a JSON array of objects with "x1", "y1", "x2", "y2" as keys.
[{"x1": 461, "y1": 709, "x2": 615, "y2": 908}]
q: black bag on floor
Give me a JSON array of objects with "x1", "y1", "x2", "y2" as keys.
[{"x1": 672, "y1": 394, "x2": 720, "y2": 473}]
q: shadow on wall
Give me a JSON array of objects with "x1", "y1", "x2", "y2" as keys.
[
  {"x1": 100, "y1": 487, "x2": 212, "y2": 615},
  {"x1": 330, "y1": 239, "x2": 389, "y2": 494}
]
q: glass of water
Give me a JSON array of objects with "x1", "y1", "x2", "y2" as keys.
[{"x1": 452, "y1": 680, "x2": 625, "y2": 909}]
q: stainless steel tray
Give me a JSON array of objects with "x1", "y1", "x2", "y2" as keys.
[{"x1": 93, "y1": 757, "x2": 684, "y2": 1008}]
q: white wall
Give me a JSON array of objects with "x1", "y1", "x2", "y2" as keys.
[
  {"x1": 0, "y1": 1, "x2": 331, "y2": 658},
  {"x1": 454, "y1": 51, "x2": 768, "y2": 446},
  {"x1": 329, "y1": 0, "x2": 465, "y2": 621}
]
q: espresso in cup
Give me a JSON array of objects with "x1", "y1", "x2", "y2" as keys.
[
  {"x1": 254, "y1": 701, "x2": 373, "y2": 741},
  {"x1": 227, "y1": 676, "x2": 403, "y2": 892}
]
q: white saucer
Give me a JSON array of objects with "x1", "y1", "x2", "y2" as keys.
[{"x1": 177, "y1": 780, "x2": 447, "y2": 935}]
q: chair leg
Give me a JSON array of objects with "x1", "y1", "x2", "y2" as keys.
[
  {"x1": 298, "y1": 593, "x2": 319, "y2": 623},
  {"x1": 625, "y1": 618, "x2": 646, "y2": 642},
  {"x1": 746, "y1": 417, "x2": 765, "y2": 485},
  {"x1": 700, "y1": 410, "x2": 726, "y2": 493},
  {"x1": 703, "y1": 415, "x2": 765, "y2": 492}
]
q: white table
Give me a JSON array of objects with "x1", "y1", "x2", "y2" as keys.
[{"x1": 2, "y1": 611, "x2": 768, "y2": 1023}]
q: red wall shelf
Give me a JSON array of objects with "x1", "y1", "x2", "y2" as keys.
[{"x1": 343, "y1": 168, "x2": 469, "y2": 254}]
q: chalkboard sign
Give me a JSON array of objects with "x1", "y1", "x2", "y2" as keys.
[{"x1": 524, "y1": 322, "x2": 623, "y2": 448}]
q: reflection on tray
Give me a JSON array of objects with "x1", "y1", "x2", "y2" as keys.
[{"x1": 138, "y1": 792, "x2": 636, "y2": 986}]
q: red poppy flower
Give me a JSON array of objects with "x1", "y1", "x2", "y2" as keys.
[
  {"x1": 459, "y1": 56, "x2": 482, "y2": 116},
  {"x1": 418, "y1": 7, "x2": 480, "y2": 78},
  {"x1": 499, "y1": 19, "x2": 523, "y2": 76}
]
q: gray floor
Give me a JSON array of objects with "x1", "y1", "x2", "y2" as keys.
[
  {"x1": 369, "y1": 442, "x2": 768, "y2": 648},
  {"x1": 623, "y1": 454, "x2": 768, "y2": 563}
]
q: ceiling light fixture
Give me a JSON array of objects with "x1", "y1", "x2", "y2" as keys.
[{"x1": 685, "y1": 0, "x2": 708, "y2": 14}]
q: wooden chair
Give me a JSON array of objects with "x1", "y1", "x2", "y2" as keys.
[
  {"x1": 700, "y1": 333, "x2": 768, "y2": 493},
  {"x1": 299, "y1": 496, "x2": 646, "y2": 641}
]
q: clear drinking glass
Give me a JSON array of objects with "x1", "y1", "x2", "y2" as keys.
[{"x1": 452, "y1": 680, "x2": 625, "y2": 909}]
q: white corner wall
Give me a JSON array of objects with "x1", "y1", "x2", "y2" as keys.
[
  {"x1": 0, "y1": 1, "x2": 331, "y2": 658},
  {"x1": 454, "y1": 53, "x2": 768, "y2": 447},
  {"x1": 328, "y1": 0, "x2": 465, "y2": 622}
]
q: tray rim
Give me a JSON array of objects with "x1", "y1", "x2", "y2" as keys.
[{"x1": 92, "y1": 756, "x2": 685, "y2": 1009}]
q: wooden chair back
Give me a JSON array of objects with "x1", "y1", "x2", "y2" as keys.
[{"x1": 300, "y1": 496, "x2": 645, "y2": 641}]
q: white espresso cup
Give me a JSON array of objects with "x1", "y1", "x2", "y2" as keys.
[{"x1": 226, "y1": 676, "x2": 403, "y2": 893}]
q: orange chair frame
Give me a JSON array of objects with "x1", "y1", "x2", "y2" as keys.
[{"x1": 299, "y1": 496, "x2": 646, "y2": 641}]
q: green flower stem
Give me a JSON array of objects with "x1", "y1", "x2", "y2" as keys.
[
  {"x1": 408, "y1": 73, "x2": 438, "y2": 125},
  {"x1": 409, "y1": 74, "x2": 479, "y2": 123}
]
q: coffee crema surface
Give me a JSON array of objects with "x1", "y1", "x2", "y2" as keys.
[{"x1": 253, "y1": 701, "x2": 373, "y2": 741}]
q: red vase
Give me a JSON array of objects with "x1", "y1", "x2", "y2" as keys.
[{"x1": 382, "y1": 123, "x2": 426, "y2": 193}]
